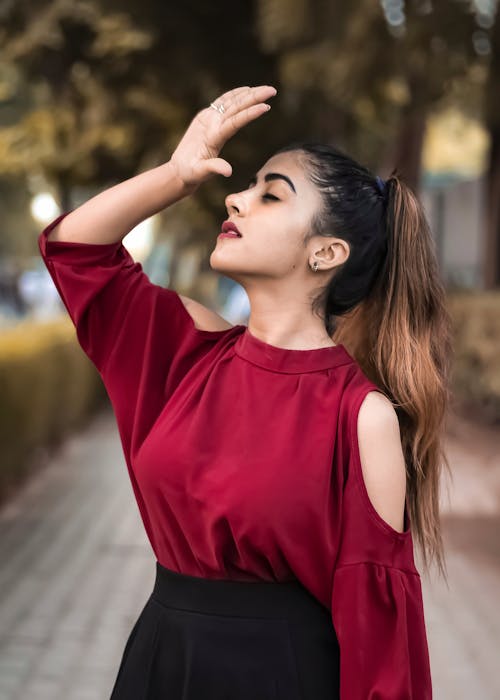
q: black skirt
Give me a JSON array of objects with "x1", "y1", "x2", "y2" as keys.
[{"x1": 109, "y1": 561, "x2": 340, "y2": 700}]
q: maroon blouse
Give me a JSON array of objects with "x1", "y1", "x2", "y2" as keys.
[{"x1": 39, "y1": 211, "x2": 432, "y2": 698}]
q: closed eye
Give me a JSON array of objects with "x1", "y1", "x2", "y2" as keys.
[{"x1": 246, "y1": 182, "x2": 280, "y2": 201}]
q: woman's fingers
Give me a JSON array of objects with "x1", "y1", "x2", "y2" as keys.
[
  {"x1": 219, "y1": 101, "x2": 272, "y2": 141},
  {"x1": 201, "y1": 85, "x2": 276, "y2": 152},
  {"x1": 219, "y1": 85, "x2": 276, "y2": 120},
  {"x1": 209, "y1": 85, "x2": 276, "y2": 141},
  {"x1": 214, "y1": 85, "x2": 251, "y2": 109},
  {"x1": 206, "y1": 87, "x2": 251, "y2": 120}
]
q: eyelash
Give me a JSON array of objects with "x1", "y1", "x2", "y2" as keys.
[{"x1": 247, "y1": 183, "x2": 280, "y2": 202}]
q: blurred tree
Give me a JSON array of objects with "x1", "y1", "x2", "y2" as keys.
[
  {"x1": 380, "y1": 0, "x2": 483, "y2": 191},
  {"x1": 256, "y1": 0, "x2": 481, "y2": 191},
  {"x1": 0, "y1": 0, "x2": 281, "y2": 257},
  {"x1": 100, "y1": 0, "x2": 283, "y2": 232},
  {"x1": 484, "y1": 10, "x2": 500, "y2": 288},
  {"x1": 0, "y1": 1, "x2": 171, "y2": 211}
]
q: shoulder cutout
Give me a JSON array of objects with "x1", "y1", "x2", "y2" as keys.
[
  {"x1": 178, "y1": 294, "x2": 234, "y2": 332},
  {"x1": 357, "y1": 391, "x2": 407, "y2": 534}
]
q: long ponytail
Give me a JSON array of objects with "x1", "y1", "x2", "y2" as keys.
[
  {"x1": 275, "y1": 142, "x2": 454, "y2": 581},
  {"x1": 333, "y1": 172, "x2": 454, "y2": 581}
]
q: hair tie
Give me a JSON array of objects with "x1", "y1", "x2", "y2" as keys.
[{"x1": 375, "y1": 175, "x2": 386, "y2": 196}]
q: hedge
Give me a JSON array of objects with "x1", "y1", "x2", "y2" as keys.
[
  {"x1": 448, "y1": 290, "x2": 500, "y2": 424},
  {"x1": 0, "y1": 317, "x2": 108, "y2": 502}
]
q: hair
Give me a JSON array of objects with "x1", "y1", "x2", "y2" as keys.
[{"x1": 274, "y1": 141, "x2": 454, "y2": 582}]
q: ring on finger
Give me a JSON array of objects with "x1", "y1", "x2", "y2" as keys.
[{"x1": 210, "y1": 101, "x2": 226, "y2": 114}]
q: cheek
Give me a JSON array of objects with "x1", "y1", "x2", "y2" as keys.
[
  {"x1": 271, "y1": 234, "x2": 306, "y2": 269},
  {"x1": 253, "y1": 231, "x2": 288, "y2": 255}
]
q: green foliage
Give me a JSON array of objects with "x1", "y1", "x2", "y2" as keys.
[
  {"x1": 0, "y1": 318, "x2": 107, "y2": 501},
  {"x1": 0, "y1": 0, "x2": 282, "y2": 237},
  {"x1": 448, "y1": 290, "x2": 500, "y2": 423},
  {"x1": 256, "y1": 0, "x2": 487, "y2": 175}
]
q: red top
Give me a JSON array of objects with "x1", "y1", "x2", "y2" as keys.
[{"x1": 39, "y1": 211, "x2": 432, "y2": 699}]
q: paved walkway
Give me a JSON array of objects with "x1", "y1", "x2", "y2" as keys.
[
  {"x1": 421, "y1": 410, "x2": 500, "y2": 699},
  {"x1": 0, "y1": 406, "x2": 499, "y2": 699},
  {"x1": 0, "y1": 409, "x2": 154, "y2": 700}
]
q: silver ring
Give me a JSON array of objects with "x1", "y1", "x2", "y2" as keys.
[{"x1": 210, "y1": 101, "x2": 225, "y2": 114}]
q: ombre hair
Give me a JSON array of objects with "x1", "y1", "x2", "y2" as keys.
[{"x1": 275, "y1": 141, "x2": 454, "y2": 582}]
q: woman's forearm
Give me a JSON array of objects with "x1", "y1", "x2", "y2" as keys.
[{"x1": 46, "y1": 160, "x2": 192, "y2": 244}]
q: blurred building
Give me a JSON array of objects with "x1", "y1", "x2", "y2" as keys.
[{"x1": 421, "y1": 174, "x2": 485, "y2": 290}]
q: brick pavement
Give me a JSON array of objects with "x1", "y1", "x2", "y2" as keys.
[
  {"x1": 0, "y1": 406, "x2": 498, "y2": 699},
  {"x1": 420, "y1": 409, "x2": 500, "y2": 699},
  {"x1": 0, "y1": 409, "x2": 154, "y2": 700}
]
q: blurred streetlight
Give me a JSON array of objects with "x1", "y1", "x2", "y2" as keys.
[
  {"x1": 123, "y1": 216, "x2": 156, "y2": 262},
  {"x1": 29, "y1": 191, "x2": 156, "y2": 262},
  {"x1": 30, "y1": 192, "x2": 60, "y2": 226}
]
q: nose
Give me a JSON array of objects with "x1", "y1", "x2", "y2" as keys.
[{"x1": 225, "y1": 191, "x2": 244, "y2": 215}]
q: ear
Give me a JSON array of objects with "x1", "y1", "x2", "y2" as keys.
[
  {"x1": 310, "y1": 237, "x2": 350, "y2": 272},
  {"x1": 329, "y1": 237, "x2": 350, "y2": 264}
]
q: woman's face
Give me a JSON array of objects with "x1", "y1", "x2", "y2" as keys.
[{"x1": 209, "y1": 151, "x2": 333, "y2": 285}]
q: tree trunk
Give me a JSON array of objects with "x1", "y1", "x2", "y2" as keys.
[
  {"x1": 384, "y1": 107, "x2": 427, "y2": 194},
  {"x1": 483, "y1": 16, "x2": 500, "y2": 289},
  {"x1": 56, "y1": 173, "x2": 73, "y2": 212},
  {"x1": 484, "y1": 127, "x2": 500, "y2": 289}
]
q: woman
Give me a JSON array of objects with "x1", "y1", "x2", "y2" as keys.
[{"x1": 38, "y1": 85, "x2": 451, "y2": 699}]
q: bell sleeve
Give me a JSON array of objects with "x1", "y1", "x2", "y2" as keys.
[
  {"x1": 330, "y1": 383, "x2": 433, "y2": 699},
  {"x1": 331, "y1": 562, "x2": 432, "y2": 699},
  {"x1": 37, "y1": 210, "x2": 197, "y2": 461}
]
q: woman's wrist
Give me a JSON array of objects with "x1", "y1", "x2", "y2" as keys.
[{"x1": 159, "y1": 159, "x2": 198, "y2": 203}]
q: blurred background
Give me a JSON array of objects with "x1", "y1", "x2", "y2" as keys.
[{"x1": 0, "y1": 1, "x2": 499, "y2": 698}]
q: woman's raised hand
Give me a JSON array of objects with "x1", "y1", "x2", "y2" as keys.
[{"x1": 169, "y1": 85, "x2": 277, "y2": 192}]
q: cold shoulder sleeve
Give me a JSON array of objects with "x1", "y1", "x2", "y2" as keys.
[
  {"x1": 331, "y1": 381, "x2": 433, "y2": 699},
  {"x1": 38, "y1": 210, "x2": 200, "y2": 462}
]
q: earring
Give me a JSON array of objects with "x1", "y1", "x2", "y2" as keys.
[{"x1": 310, "y1": 261, "x2": 319, "y2": 272}]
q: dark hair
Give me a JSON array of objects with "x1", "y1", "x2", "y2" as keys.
[
  {"x1": 274, "y1": 141, "x2": 454, "y2": 582},
  {"x1": 275, "y1": 142, "x2": 388, "y2": 335}
]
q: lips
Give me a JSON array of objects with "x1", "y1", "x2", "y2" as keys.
[{"x1": 221, "y1": 220, "x2": 242, "y2": 237}]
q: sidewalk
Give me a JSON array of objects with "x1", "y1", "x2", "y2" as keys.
[
  {"x1": 0, "y1": 406, "x2": 499, "y2": 699},
  {"x1": 0, "y1": 409, "x2": 154, "y2": 700},
  {"x1": 421, "y1": 409, "x2": 500, "y2": 699}
]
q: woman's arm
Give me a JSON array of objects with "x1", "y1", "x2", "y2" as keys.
[
  {"x1": 46, "y1": 160, "x2": 190, "y2": 245},
  {"x1": 357, "y1": 390, "x2": 407, "y2": 532}
]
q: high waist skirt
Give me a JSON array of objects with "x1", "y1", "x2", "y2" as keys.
[{"x1": 109, "y1": 560, "x2": 340, "y2": 700}]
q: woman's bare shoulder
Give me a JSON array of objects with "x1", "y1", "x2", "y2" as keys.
[{"x1": 178, "y1": 294, "x2": 234, "y2": 332}]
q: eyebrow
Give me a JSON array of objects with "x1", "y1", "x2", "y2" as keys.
[{"x1": 248, "y1": 172, "x2": 297, "y2": 194}]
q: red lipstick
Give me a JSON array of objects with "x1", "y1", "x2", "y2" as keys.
[{"x1": 219, "y1": 220, "x2": 242, "y2": 238}]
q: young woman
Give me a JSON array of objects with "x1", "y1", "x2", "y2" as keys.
[{"x1": 38, "y1": 85, "x2": 451, "y2": 699}]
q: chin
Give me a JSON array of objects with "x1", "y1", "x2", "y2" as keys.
[
  {"x1": 209, "y1": 249, "x2": 237, "y2": 272},
  {"x1": 209, "y1": 252, "x2": 246, "y2": 283}
]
